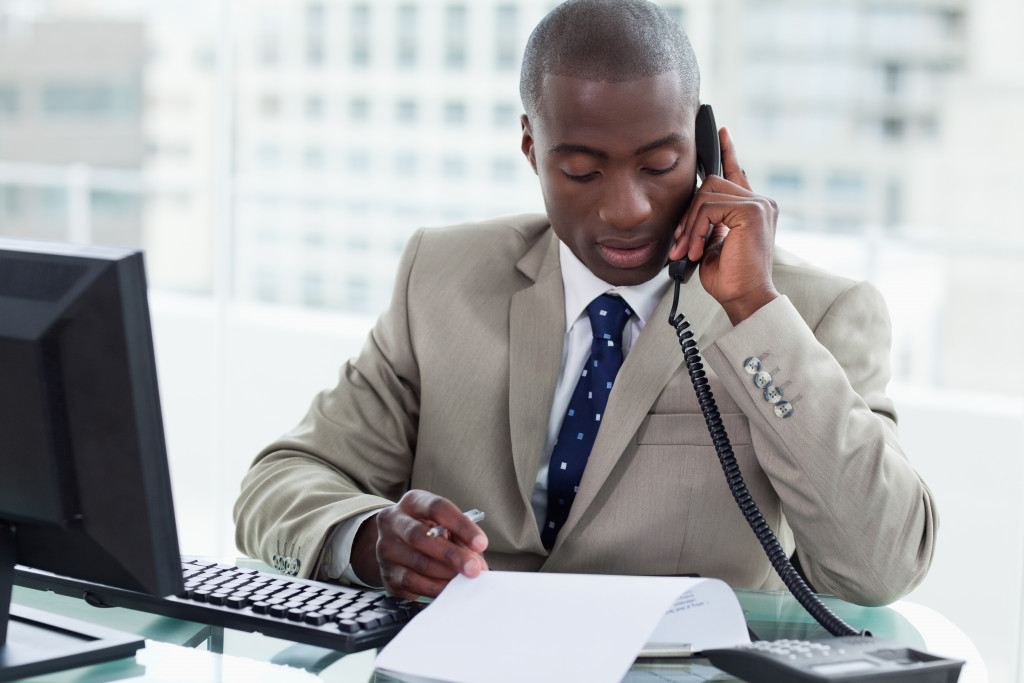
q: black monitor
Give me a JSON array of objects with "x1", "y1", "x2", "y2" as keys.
[{"x1": 0, "y1": 238, "x2": 183, "y2": 680}]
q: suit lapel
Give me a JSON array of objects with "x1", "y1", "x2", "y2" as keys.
[
  {"x1": 552, "y1": 275, "x2": 728, "y2": 548},
  {"x1": 508, "y1": 231, "x2": 564, "y2": 516}
]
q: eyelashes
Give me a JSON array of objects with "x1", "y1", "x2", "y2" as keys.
[{"x1": 560, "y1": 159, "x2": 679, "y2": 183}]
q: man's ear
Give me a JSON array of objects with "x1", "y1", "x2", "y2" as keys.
[{"x1": 520, "y1": 114, "x2": 538, "y2": 174}]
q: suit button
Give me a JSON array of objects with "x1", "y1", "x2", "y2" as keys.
[
  {"x1": 753, "y1": 370, "x2": 772, "y2": 389},
  {"x1": 764, "y1": 385, "x2": 783, "y2": 404},
  {"x1": 743, "y1": 357, "x2": 762, "y2": 374},
  {"x1": 774, "y1": 401, "x2": 794, "y2": 418}
]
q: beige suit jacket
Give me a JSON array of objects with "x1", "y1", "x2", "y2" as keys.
[{"x1": 234, "y1": 214, "x2": 937, "y2": 606}]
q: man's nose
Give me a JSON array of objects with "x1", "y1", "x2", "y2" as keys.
[{"x1": 598, "y1": 175, "x2": 653, "y2": 230}]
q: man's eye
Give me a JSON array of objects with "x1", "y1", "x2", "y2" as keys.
[
  {"x1": 561, "y1": 170, "x2": 598, "y2": 183},
  {"x1": 646, "y1": 160, "x2": 679, "y2": 176}
]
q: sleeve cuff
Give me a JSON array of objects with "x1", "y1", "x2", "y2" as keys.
[{"x1": 320, "y1": 509, "x2": 384, "y2": 589}]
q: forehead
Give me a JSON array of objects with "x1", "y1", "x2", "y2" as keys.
[{"x1": 534, "y1": 72, "x2": 696, "y2": 148}]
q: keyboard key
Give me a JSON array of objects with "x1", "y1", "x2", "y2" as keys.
[
  {"x1": 225, "y1": 595, "x2": 251, "y2": 609},
  {"x1": 304, "y1": 612, "x2": 328, "y2": 626},
  {"x1": 356, "y1": 614, "x2": 381, "y2": 629},
  {"x1": 336, "y1": 619, "x2": 359, "y2": 634}
]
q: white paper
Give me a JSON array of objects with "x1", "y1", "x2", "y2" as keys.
[{"x1": 374, "y1": 571, "x2": 749, "y2": 683}]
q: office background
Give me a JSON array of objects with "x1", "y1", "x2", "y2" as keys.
[{"x1": 1, "y1": 0, "x2": 1021, "y2": 679}]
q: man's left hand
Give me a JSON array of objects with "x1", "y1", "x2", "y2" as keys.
[{"x1": 669, "y1": 127, "x2": 780, "y2": 325}]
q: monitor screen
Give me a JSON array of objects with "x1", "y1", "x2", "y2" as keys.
[{"x1": 0, "y1": 237, "x2": 182, "y2": 680}]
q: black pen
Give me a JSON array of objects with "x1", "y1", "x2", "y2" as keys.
[{"x1": 426, "y1": 508, "x2": 485, "y2": 538}]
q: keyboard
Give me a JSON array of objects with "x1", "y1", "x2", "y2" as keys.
[{"x1": 14, "y1": 557, "x2": 422, "y2": 652}]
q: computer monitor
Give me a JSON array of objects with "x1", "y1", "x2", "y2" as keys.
[{"x1": 0, "y1": 237, "x2": 183, "y2": 680}]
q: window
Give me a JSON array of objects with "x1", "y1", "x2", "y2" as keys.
[
  {"x1": 91, "y1": 190, "x2": 140, "y2": 214},
  {"x1": 305, "y1": 2, "x2": 325, "y2": 27},
  {"x1": 492, "y1": 158, "x2": 516, "y2": 181},
  {"x1": 255, "y1": 269, "x2": 280, "y2": 303},
  {"x1": 827, "y1": 174, "x2": 864, "y2": 200},
  {"x1": 396, "y1": 99, "x2": 417, "y2": 124},
  {"x1": 43, "y1": 82, "x2": 139, "y2": 117},
  {"x1": 303, "y1": 146, "x2": 325, "y2": 170},
  {"x1": 883, "y1": 62, "x2": 904, "y2": 95},
  {"x1": 258, "y1": 144, "x2": 282, "y2": 169},
  {"x1": 397, "y1": 5, "x2": 418, "y2": 68},
  {"x1": 351, "y1": 4, "x2": 371, "y2": 66},
  {"x1": 302, "y1": 272, "x2": 325, "y2": 308},
  {"x1": 493, "y1": 102, "x2": 518, "y2": 127},
  {"x1": 445, "y1": 4, "x2": 468, "y2": 69},
  {"x1": 349, "y1": 97, "x2": 370, "y2": 122},
  {"x1": 348, "y1": 150, "x2": 370, "y2": 172},
  {"x1": 495, "y1": 5, "x2": 518, "y2": 70},
  {"x1": 259, "y1": 39, "x2": 279, "y2": 67},
  {"x1": 882, "y1": 116, "x2": 905, "y2": 139},
  {"x1": 443, "y1": 100, "x2": 466, "y2": 126},
  {"x1": 394, "y1": 153, "x2": 417, "y2": 176},
  {"x1": 442, "y1": 156, "x2": 466, "y2": 178},
  {"x1": 1, "y1": 186, "x2": 21, "y2": 216},
  {"x1": 0, "y1": 86, "x2": 18, "y2": 118},
  {"x1": 305, "y1": 96, "x2": 325, "y2": 119},
  {"x1": 306, "y1": 38, "x2": 325, "y2": 66},
  {"x1": 41, "y1": 187, "x2": 68, "y2": 214},
  {"x1": 766, "y1": 172, "x2": 803, "y2": 195},
  {"x1": 884, "y1": 180, "x2": 902, "y2": 228}
]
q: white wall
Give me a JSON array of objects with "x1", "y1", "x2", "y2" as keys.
[
  {"x1": 149, "y1": 293, "x2": 1024, "y2": 681},
  {"x1": 897, "y1": 386, "x2": 1024, "y2": 683}
]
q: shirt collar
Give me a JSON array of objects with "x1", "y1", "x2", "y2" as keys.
[{"x1": 558, "y1": 240, "x2": 670, "y2": 332}]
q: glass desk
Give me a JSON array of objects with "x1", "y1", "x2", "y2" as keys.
[{"x1": 10, "y1": 579, "x2": 986, "y2": 682}]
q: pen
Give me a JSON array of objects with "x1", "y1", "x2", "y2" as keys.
[{"x1": 426, "y1": 508, "x2": 485, "y2": 538}]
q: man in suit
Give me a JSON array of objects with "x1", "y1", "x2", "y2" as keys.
[{"x1": 234, "y1": 0, "x2": 937, "y2": 607}]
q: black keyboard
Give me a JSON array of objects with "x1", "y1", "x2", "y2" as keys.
[{"x1": 14, "y1": 557, "x2": 422, "y2": 652}]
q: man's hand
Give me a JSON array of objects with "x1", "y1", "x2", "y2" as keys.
[
  {"x1": 350, "y1": 490, "x2": 488, "y2": 600},
  {"x1": 669, "y1": 127, "x2": 780, "y2": 325}
]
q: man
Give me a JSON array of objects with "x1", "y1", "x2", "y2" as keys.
[{"x1": 234, "y1": 0, "x2": 936, "y2": 607}]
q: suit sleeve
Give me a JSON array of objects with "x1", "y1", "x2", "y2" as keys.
[
  {"x1": 701, "y1": 282, "x2": 938, "y2": 606},
  {"x1": 232, "y1": 230, "x2": 426, "y2": 579}
]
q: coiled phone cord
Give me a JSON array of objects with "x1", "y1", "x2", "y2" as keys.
[{"x1": 667, "y1": 274, "x2": 863, "y2": 638}]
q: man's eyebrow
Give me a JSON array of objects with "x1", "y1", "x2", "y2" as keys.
[
  {"x1": 548, "y1": 143, "x2": 608, "y2": 159},
  {"x1": 548, "y1": 134, "x2": 685, "y2": 159},
  {"x1": 635, "y1": 133, "x2": 685, "y2": 155}
]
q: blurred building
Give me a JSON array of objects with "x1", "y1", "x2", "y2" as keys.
[
  {"x1": 2, "y1": 0, "x2": 1022, "y2": 393},
  {"x1": 709, "y1": 0, "x2": 969, "y2": 235},
  {"x1": 0, "y1": 19, "x2": 144, "y2": 245}
]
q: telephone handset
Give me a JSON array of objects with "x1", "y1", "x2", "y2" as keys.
[
  {"x1": 671, "y1": 103, "x2": 722, "y2": 284},
  {"x1": 664, "y1": 108, "x2": 965, "y2": 681}
]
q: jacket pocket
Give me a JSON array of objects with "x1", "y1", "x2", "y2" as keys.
[{"x1": 635, "y1": 413, "x2": 752, "y2": 446}]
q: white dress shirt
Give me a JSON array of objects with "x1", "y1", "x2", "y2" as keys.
[
  {"x1": 322, "y1": 240, "x2": 670, "y2": 585},
  {"x1": 530, "y1": 242, "x2": 668, "y2": 528}
]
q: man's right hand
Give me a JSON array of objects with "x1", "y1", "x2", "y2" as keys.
[{"x1": 349, "y1": 489, "x2": 488, "y2": 599}]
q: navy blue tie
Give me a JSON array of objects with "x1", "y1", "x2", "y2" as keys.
[{"x1": 542, "y1": 293, "x2": 632, "y2": 550}]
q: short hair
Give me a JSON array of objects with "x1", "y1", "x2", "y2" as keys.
[{"x1": 520, "y1": 0, "x2": 700, "y2": 120}]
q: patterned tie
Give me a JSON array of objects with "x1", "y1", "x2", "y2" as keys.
[{"x1": 542, "y1": 293, "x2": 632, "y2": 550}]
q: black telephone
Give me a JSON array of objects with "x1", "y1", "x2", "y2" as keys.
[
  {"x1": 665, "y1": 106, "x2": 965, "y2": 682},
  {"x1": 671, "y1": 103, "x2": 721, "y2": 284}
]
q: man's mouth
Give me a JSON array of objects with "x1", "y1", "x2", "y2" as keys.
[{"x1": 596, "y1": 240, "x2": 658, "y2": 269}]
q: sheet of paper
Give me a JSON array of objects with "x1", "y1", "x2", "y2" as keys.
[{"x1": 374, "y1": 571, "x2": 749, "y2": 683}]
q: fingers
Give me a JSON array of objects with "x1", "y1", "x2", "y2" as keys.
[
  {"x1": 670, "y1": 178, "x2": 753, "y2": 262},
  {"x1": 374, "y1": 490, "x2": 489, "y2": 600},
  {"x1": 719, "y1": 127, "x2": 751, "y2": 191}
]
